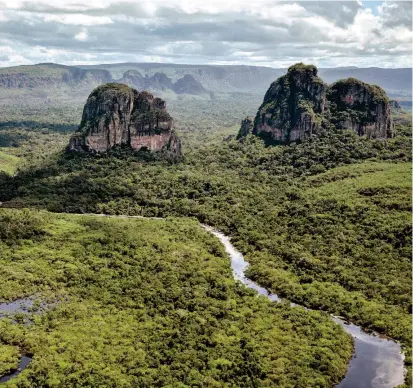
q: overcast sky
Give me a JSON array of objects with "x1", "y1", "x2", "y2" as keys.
[{"x1": 0, "y1": 0, "x2": 411, "y2": 68}]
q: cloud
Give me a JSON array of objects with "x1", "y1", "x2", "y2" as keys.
[
  {"x1": 44, "y1": 14, "x2": 113, "y2": 26},
  {"x1": 74, "y1": 29, "x2": 88, "y2": 41},
  {"x1": 0, "y1": 0, "x2": 411, "y2": 68}
]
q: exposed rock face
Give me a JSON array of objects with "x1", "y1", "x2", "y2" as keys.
[
  {"x1": 173, "y1": 75, "x2": 206, "y2": 94},
  {"x1": 328, "y1": 78, "x2": 393, "y2": 138},
  {"x1": 238, "y1": 63, "x2": 393, "y2": 144},
  {"x1": 237, "y1": 117, "x2": 254, "y2": 139},
  {"x1": 0, "y1": 63, "x2": 112, "y2": 88},
  {"x1": 120, "y1": 71, "x2": 207, "y2": 95},
  {"x1": 121, "y1": 71, "x2": 174, "y2": 91},
  {"x1": 252, "y1": 64, "x2": 326, "y2": 144},
  {"x1": 68, "y1": 83, "x2": 182, "y2": 157}
]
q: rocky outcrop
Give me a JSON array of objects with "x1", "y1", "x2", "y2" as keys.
[
  {"x1": 150, "y1": 72, "x2": 174, "y2": 91},
  {"x1": 328, "y1": 78, "x2": 393, "y2": 138},
  {"x1": 238, "y1": 63, "x2": 393, "y2": 144},
  {"x1": 173, "y1": 74, "x2": 206, "y2": 94},
  {"x1": 251, "y1": 63, "x2": 326, "y2": 144},
  {"x1": 121, "y1": 71, "x2": 206, "y2": 95},
  {"x1": 121, "y1": 71, "x2": 174, "y2": 91},
  {"x1": 389, "y1": 99, "x2": 402, "y2": 112},
  {"x1": 68, "y1": 83, "x2": 182, "y2": 157},
  {"x1": 237, "y1": 117, "x2": 254, "y2": 139},
  {"x1": 121, "y1": 70, "x2": 146, "y2": 90}
]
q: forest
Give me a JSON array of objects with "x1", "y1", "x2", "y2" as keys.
[
  {"x1": 0, "y1": 209, "x2": 353, "y2": 387},
  {"x1": 0, "y1": 88, "x2": 411, "y2": 386}
]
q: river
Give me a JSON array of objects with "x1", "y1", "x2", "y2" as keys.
[
  {"x1": 202, "y1": 225, "x2": 405, "y2": 388},
  {"x1": 0, "y1": 216, "x2": 405, "y2": 387}
]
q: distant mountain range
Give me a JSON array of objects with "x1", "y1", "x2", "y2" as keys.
[
  {"x1": 0, "y1": 62, "x2": 411, "y2": 100},
  {"x1": 79, "y1": 62, "x2": 412, "y2": 97}
]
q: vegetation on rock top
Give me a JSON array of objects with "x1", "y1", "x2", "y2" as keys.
[{"x1": 245, "y1": 63, "x2": 394, "y2": 144}]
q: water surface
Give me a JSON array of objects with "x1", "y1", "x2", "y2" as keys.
[{"x1": 203, "y1": 225, "x2": 405, "y2": 388}]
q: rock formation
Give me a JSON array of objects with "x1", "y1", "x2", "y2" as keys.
[
  {"x1": 173, "y1": 74, "x2": 206, "y2": 94},
  {"x1": 150, "y1": 72, "x2": 174, "y2": 91},
  {"x1": 251, "y1": 63, "x2": 327, "y2": 144},
  {"x1": 389, "y1": 99, "x2": 402, "y2": 112},
  {"x1": 121, "y1": 70, "x2": 146, "y2": 90},
  {"x1": 0, "y1": 63, "x2": 113, "y2": 89},
  {"x1": 328, "y1": 78, "x2": 393, "y2": 138},
  {"x1": 120, "y1": 71, "x2": 207, "y2": 95},
  {"x1": 68, "y1": 83, "x2": 182, "y2": 157},
  {"x1": 237, "y1": 117, "x2": 254, "y2": 139},
  {"x1": 238, "y1": 63, "x2": 393, "y2": 144}
]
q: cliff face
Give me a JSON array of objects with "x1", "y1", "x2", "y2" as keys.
[
  {"x1": 252, "y1": 64, "x2": 326, "y2": 144},
  {"x1": 121, "y1": 71, "x2": 206, "y2": 95},
  {"x1": 0, "y1": 63, "x2": 112, "y2": 88},
  {"x1": 239, "y1": 63, "x2": 393, "y2": 144},
  {"x1": 328, "y1": 78, "x2": 393, "y2": 138},
  {"x1": 68, "y1": 83, "x2": 182, "y2": 157}
]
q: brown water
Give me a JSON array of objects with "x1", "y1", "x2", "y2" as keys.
[{"x1": 203, "y1": 225, "x2": 405, "y2": 388}]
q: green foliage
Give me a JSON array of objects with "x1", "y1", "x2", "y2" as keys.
[
  {"x1": 330, "y1": 78, "x2": 389, "y2": 103},
  {"x1": 89, "y1": 82, "x2": 132, "y2": 96},
  {"x1": 287, "y1": 63, "x2": 318, "y2": 77},
  {"x1": 0, "y1": 85, "x2": 411, "y2": 385},
  {"x1": 0, "y1": 344, "x2": 20, "y2": 376},
  {"x1": 0, "y1": 151, "x2": 20, "y2": 175},
  {"x1": 0, "y1": 128, "x2": 70, "y2": 173},
  {"x1": 0, "y1": 209, "x2": 352, "y2": 386},
  {"x1": 0, "y1": 209, "x2": 47, "y2": 242}
]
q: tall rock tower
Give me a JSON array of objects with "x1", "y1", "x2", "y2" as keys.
[
  {"x1": 252, "y1": 63, "x2": 327, "y2": 144},
  {"x1": 68, "y1": 83, "x2": 182, "y2": 157},
  {"x1": 238, "y1": 63, "x2": 393, "y2": 144}
]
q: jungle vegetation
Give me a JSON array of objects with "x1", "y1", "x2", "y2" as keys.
[
  {"x1": 0, "y1": 91, "x2": 411, "y2": 386},
  {"x1": 0, "y1": 209, "x2": 353, "y2": 387}
]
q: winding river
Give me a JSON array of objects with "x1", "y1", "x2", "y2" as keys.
[
  {"x1": 0, "y1": 216, "x2": 405, "y2": 387},
  {"x1": 202, "y1": 225, "x2": 405, "y2": 388}
]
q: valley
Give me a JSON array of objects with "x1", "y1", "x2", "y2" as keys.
[{"x1": 0, "y1": 62, "x2": 411, "y2": 387}]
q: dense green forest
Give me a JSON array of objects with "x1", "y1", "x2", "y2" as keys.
[
  {"x1": 0, "y1": 209, "x2": 353, "y2": 387},
  {"x1": 0, "y1": 92, "x2": 411, "y2": 386}
]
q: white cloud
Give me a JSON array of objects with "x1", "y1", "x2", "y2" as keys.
[
  {"x1": 74, "y1": 29, "x2": 88, "y2": 41},
  {"x1": 0, "y1": 0, "x2": 410, "y2": 68},
  {"x1": 44, "y1": 14, "x2": 113, "y2": 26}
]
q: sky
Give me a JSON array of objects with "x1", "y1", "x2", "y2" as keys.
[{"x1": 0, "y1": 0, "x2": 411, "y2": 69}]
